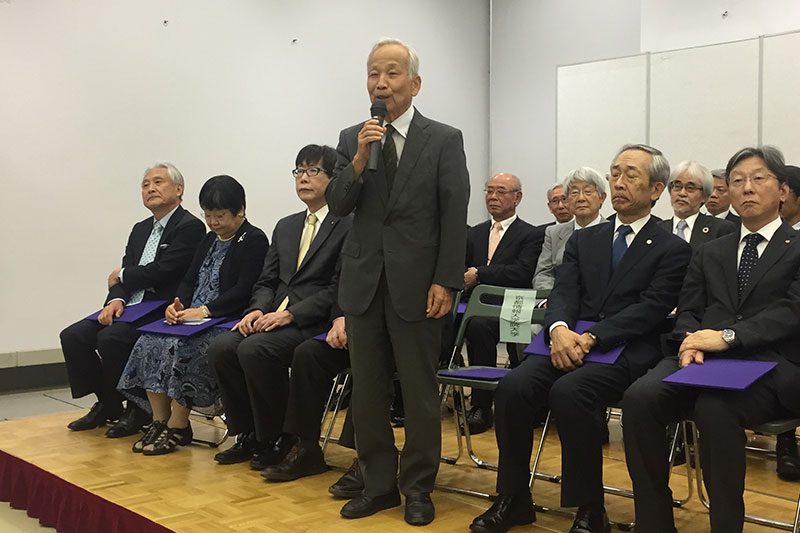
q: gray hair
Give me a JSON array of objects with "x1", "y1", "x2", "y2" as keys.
[
  {"x1": 562, "y1": 167, "x2": 607, "y2": 196},
  {"x1": 546, "y1": 183, "x2": 565, "y2": 202},
  {"x1": 144, "y1": 162, "x2": 184, "y2": 188},
  {"x1": 725, "y1": 145, "x2": 786, "y2": 184},
  {"x1": 612, "y1": 143, "x2": 670, "y2": 186},
  {"x1": 668, "y1": 160, "x2": 713, "y2": 196},
  {"x1": 368, "y1": 37, "x2": 420, "y2": 78},
  {"x1": 710, "y1": 168, "x2": 726, "y2": 180}
]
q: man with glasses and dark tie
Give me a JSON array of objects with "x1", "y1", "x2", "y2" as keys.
[
  {"x1": 208, "y1": 144, "x2": 352, "y2": 472},
  {"x1": 471, "y1": 144, "x2": 691, "y2": 533},
  {"x1": 659, "y1": 160, "x2": 736, "y2": 250},
  {"x1": 623, "y1": 146, "x2": 800, "y2": 533}
]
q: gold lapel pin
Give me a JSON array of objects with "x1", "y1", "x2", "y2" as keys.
[
  {"x1": 786, "y1": 239, "x2": 791, "y2": 244},
  {"x1": 646, "y1": 239, "x2": 653, "y2": 245},
  {"x1": 702, "y1": 227, "x2": 709, "y2": 233}
]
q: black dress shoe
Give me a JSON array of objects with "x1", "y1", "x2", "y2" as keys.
[
  {"x1": 340, "y1": 490, "x2": 401, "y2": 519},
  {"x1": 329, "y1": 458, "x2": 364, "y2": 498},
  {"x1": 405, "y1": 493, "x2": 435, "y2": 526},
  {"x1": 67, "y1": 402, "x2": 122, "y2": 431},
  {"x1": 105, "y1": 403, "x2": 152, "y2": 438},
  {"x1": 250, "y1": 435, "x2": 293, "y2": 470},
  {"x1": 262, "y1": 444, "x2": 328, "y2": 481},
  {"x1": 214, "y1": 432, "x2": 260, "y2": 464},
  {"x1": 470, "y1": 492, "x2": 535, "y2": 533},
  {"x1": 466, "y1": 406, "x2": 494, "y2": 435},
  {"x1": 777, "y1": 431, "x2": 800, "y2": 481},
  {"x1": 569, "y1": 505, "x2": 610, "y2": 533}
]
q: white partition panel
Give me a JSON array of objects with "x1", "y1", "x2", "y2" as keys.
[{"x1": 762, "y1": 31, "x2": 800, "y2": 163}]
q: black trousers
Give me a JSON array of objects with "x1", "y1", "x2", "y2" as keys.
[
  {"x1": 60, "y1": 317, "x2": 144, "y2": 406},
  {"x1": 623, "y1": 356, "x2": 800, "y2": 533},
  {"x1": 494, "y1": 353, "x2": 633, "y2": 507},
  {"x1": 207, "y1": 326, "x2": 305, "y2": 443},
  {"x1": 464, "y1": 316, "x2": 520, "y2": 408},
  {"x1": 283, "y1": 337, "x2": 354, "y2": 449},
  {"x1": 346, "y1": 276, "x2": 443, "y2": 497}
]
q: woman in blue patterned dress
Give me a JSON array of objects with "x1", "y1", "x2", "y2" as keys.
[{"x1": 119, "y1": 175, "x2": 268, "y2": 455}]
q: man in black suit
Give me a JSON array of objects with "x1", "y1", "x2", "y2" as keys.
[
  {"x1": 659, "y1": 160, "x2": 737, "y2": 249},
  {"x1": 208, "y1": 145, "x2": 352, "y2": 471},
  {"x1": 60, "y1": 162, "x2": 205, "y2": 436},
  {"x1": 705, "y1": 168, "x2": 741, "y2": 223},
  {"x1": 326, "y1": 38, "x2": 469, "y2": 526},
  {"x1": 461, "y1": 172, "x2": 543, "y2": 434},
  {"x1": 470, "y1": 144, "x2": 691, "y2": 533},
  {"x1": 623, "y1": 146, "x2": 800, "y2": 532}
]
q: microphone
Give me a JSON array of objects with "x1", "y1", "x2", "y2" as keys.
[{"x1": 366, "y1": 100, "x2": 387, "y2": 172}]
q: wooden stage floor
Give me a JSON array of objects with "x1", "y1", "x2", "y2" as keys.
[{"x1": 0, "y1": 409, "x2": 798, "y2": 532}]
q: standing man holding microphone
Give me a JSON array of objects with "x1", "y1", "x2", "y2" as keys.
[{"x1": 326, "y1": 37, "x2": 469, "y2": 526}]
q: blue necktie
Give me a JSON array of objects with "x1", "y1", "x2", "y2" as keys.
[
  {"x1": 737, "y1": 233, "x2": 763, "y2": 300},
  {"x1": 128, "y1": 221, "x2": 164, "y2": 305},
  {"x1": 612, "y1": 225, "x2": 633, "y2": 269}
]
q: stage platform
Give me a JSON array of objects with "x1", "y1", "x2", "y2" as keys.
[{"x1": 0, "y1": 409, "x2": 797, "y2": 532}]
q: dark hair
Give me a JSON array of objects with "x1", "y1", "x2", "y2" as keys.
[
  {"x1": 783, "y1": 165, "x2": 800, "y2": 197},
  {"x1": 199, "y1": 175, "x2": 246, "y2": 215},
  {"x1": 725, "y1": 146, "x2": 786, "y2": 185},
  {"x1": 295, "y1": 144, "x2": 337, "y2": 177}
]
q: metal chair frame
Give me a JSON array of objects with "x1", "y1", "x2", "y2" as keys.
[{"x1": 190, "y1": 403, "x2": 230, "y2": 448}]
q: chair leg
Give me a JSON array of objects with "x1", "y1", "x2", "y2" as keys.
[{"x1": 320, "y1": 372, "x2": 349, "y2": 454}]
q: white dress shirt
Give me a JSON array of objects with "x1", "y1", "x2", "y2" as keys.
[
  {"x1": 736, "y1": 216, "x2": 782, "y2": 268},
  {"x1": 382, "y1": 105, "x2": 414, "y2": 160},
  {"x1": 671, "y1": 212, "x2": 700, "y2": 242}
]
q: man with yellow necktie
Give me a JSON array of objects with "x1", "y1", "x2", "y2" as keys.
[{"x1": 208, "y1": 144, "x2": 352, "y2": 470}]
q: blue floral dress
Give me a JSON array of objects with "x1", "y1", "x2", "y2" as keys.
[{"x1": 118, "y1": 238, "x2": 232, "y2": 411}]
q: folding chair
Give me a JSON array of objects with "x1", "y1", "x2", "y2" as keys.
[
  {"x1": 191, "y1": 399, "x2": 229, "y2": 448},
  {"x1": 320, "y1": 369, "x2": 351, "y2": 453}
]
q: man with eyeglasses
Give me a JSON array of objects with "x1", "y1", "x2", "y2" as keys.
[
  {"x1": 460, "y1": 173, "x2": 544, "y2": 434},
  {"x1": 623, "y1": 146, "x2": 800, "y2": 532},
  {"x1": 208, "y1": 144, "x2": 352, "y2": 472},
  {"x1": 659, "y1": 161, "x2": 736, "y2": 250},
  {"x1": 546, "y1": 184, "x2": 573, "y2": 224}
]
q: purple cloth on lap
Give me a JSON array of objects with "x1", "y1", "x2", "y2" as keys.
[
  {"x1": 662, "y1": 358, "x2": 778, "y2": 390},
  {"x1": 138, "y1": 317, "x2": 226, "y2": 337},
  {"x1": 439, "y1": 367, "x2": 511, "y2": 380},
  {"x1": 85, "y1": 300, "x2": 166, "y2": 323},
  {"x1": 214, "y1": 319, "x2": 240, "y2": 330},
  {"x1": 523, "y1": 320, "x2": 624, "y2": 364}
]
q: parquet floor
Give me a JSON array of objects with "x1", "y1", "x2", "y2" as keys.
[{"x1": 0, "y1": 407, "x2": 798, "y2": 532}]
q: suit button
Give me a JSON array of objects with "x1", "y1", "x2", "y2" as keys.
[{"x1": 736, "y1": 315, "x2": 743, "y2": 320}]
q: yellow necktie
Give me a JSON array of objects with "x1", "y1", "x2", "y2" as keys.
[{"x1": 277, "y1": 213, "x2": 318, "y2": 312}]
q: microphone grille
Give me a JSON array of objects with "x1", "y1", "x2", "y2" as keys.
[{"x1": 370, "y1": 100, "x2": 387, "y2": 119}]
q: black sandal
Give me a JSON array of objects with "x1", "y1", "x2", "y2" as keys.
[
  {"x1": 132, "y1": 421, "x2": 167, "y2": 453},
  {"x1": 143, "y1": 424, "x2": 193, "y2": 455}
]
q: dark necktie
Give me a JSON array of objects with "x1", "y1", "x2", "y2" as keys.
[
  {"x1": 737, "y1": 233, "x2": 763, "y2": 300},
  {"x1": 612, "y1": 224, "x2": 633, "y2": 269},
  {"x1": 383, "y1": 124, "x2": 398, "y2": 191}
]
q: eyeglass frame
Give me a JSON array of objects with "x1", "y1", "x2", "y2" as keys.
[{"x1": 292, "y1": 167, "x2": 327, "y2": 179}]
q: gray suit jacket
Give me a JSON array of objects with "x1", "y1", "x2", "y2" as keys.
[
  {"x1": 533, "y1": 218, "x2": 609, "y2": 290},
  {"x1": 658, "y1": 212, "x2": 737, "y2": 251},
  {"x1": 326, "y1": 108, "x2": 470, "y2": 321}
]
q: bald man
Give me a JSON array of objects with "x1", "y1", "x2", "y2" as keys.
[{"x1": 461, "y1": 173, "x2": 544, "y2": 434}]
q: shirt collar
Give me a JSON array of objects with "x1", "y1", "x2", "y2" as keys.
[
  {"x1": 308, "y1": 204, "x2": 329, "y2": 224},
  {"x1": 491, "y1": 214, "x2": 517, "y2": 231},
  {"x1": 739, "y1": 215, "x2": 782, "y2": 244},
  {"x1": 387, "y1": 105, "x2": 414, "y2": 139},
  {"x1": 614, "y1": 214, "x2": 650, "y2": 236},
  {"x1": 673, "y1": 211, "x2": 700, "y2": 231},
  {"x1": 154, "y1": 204, "x2": 180, "y2": 229},
  {"x1": 577, "y1": 213, "x2": 605, "y2": 229},
  {"x1": 793, "y1": 220, "x2": 800, "y2": 231}
]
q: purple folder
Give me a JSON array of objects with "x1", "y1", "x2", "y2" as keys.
[
  {"x1": 85, "y1": 300, "x2": 166, "y2": 323},
  {"x1": 214, "y1": 319, "x2": 240, "y2": 330},
  {"x1": 523, "y1": 320, "x2": 624, "y2": 364},
  {"x1": 662, "y1": 358, "x2": 778, "y2": 390},
  {"x1": 457, "y1": 302, "x2": 468, "y2": 314},
  {"x1": 138, "y1": 317, "x2": 226, "y2": 337},
  {"x1": 313, "y1": 332, "x2": 327, "y2": 341},
  {"x1": 439, "y1": 367, "x2": 511, "y2": 381}
]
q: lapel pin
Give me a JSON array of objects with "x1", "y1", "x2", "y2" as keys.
[
  {"x1": 787, "y1": 239, "x2": 791, "y2": 244},
  {"x1": 702, "y1": 226, "x2": 709, "y2": 234},
  {"x1": 646, "y1": 239, "x2": 652, "y2": 245}
]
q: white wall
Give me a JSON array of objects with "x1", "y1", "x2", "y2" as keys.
[{"x1": 0, "y1": 0, "x2": 489, "y2": 354}]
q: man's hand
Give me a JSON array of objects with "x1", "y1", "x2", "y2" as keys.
[
  {"x1": 679, "y1": 348, "x2": 705, "y2": 368},
  {"x1": 107, "y1": 268, "x2": 121, "y2": 289},
  {"x1": 253, "y1": 310, "x2": 294, "y2": 332},
  {"x1": 463, "y1": 267, "x2": 479, "y2": 290},
  {"x1": 326, "y1": 317, "x2": 348, "y2": 350},
  {"x1": 426, "y1": 283, "x2": 452, "y2": 319},
  {"x1": 234, "y1": 309, "x2": 263, "y2": 337},
  {"x1": 97, "y1": 300, "x2": 124, "y2": 326},
  {"x1": 165, "y1": 297, "x2": 184, "y2": 325},
  {"x1": 352, "y1": 118, "x2": 386, "y2": 177},
  {"x1": 679, "y1": 329, "x2": 728, "y2": 354},
  {"x1": 549, "y1": 325, "x2": 589, "y2": 371}
]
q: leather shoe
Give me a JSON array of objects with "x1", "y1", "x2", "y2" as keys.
[
  {"x1": 262, "y1": 444, "x2": 328, "y2": 481},
  {"x1": 777, "y1": 431, "x2": 800, "y2": 481},
  {"x1": 329, "y1": 458, "x2": 364, "y2": 498},
  {"x1": 569, "y1": 505, "x2": 610, "y2": 533},
  {"x1": 250, "y1": 435, "x2": 293, "y2": 470},
  {"x1": 67, "y1": 402, "x2": 122, "y2": 431},
  {"x1": 340, "y1": 490, "x2": 401, "y2": 519},
  {"x1": 470, "y1": 492, "x2": 535, "y2": 533},
  {"x1": 105, "y1": 403, "x2": 152, "y2": 438},
  {"x1": 466, "y1": 406, "x2": 494, "y2": 435},
  {"x1": 214, "y1": 432, "x2": 260, "y2": 464},
  {"x1": 405, "y1": 493, "x2": 435, "y2": 526}
]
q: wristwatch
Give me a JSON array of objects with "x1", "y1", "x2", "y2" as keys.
[
  {"x1": 721, "y1": 328, "x2": 736, "y2": 346},
  {"x1": 201, "y1": 305, "x2": 211, "y2": 318}
]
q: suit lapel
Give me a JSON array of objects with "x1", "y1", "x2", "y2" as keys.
[
  {"x1": 690, "y1": 214, "x2": 711, "y2": 248},
  {"x1": 589, "y1": 223, "x2": 614, "y2": 306},
  {"x1": 296, "y1": 214, "x2": 340, "y2": 274},
  {"x1": 284, "y1": 211, "x2": 305, "y2": 274},
  {"x1": 386, "y1": 110, "x2": 430, "y2": 214},
  {"x1": 492, "y1": 219, "x2": 522, "y2": 261},
  {"x1": 740, "y1": 224, "x2": 796, "y2": 304},
  {"x1": 602, "y1": 219, "x2": 658, "y2": 306},
  {"x1": 474, "y1": 221, "x2": 491, "y2": 265}
]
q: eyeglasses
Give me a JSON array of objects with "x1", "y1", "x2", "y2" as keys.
[
  {"x1": 668, "y1": 182, "x2": 702, "y2": 193},
  {"x1": 568, "y1": 188, "x2": 598, "y2": 198},
  {"x1": 548, "y1": 196, "x2": 568, "y2": 205},
  {"x1": 484, "y1": 187, "x2": 519, "y2": 196},
  {"x1": 292, "y1": 167, "x2": 325, "y2": 178},
  {"x1": 728, "y1": 174, "x2": 777, "y2": 188}
]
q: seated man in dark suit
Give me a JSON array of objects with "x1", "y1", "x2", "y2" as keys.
[
  {"x1": 208, "y1": 144, "x2": 352, "y2": 471},
  {"x1": 60, "y1": 162, "x2": 205, "y2": 436},
  {"x1": 705, "y1": 168, "x2": 741, "y2": 222},
  {"x1": 470, "y1": 144, "x2": 692, "y2": 533},
  {"x1": 462, "y1": 173, "x2": 544, "y2": 434},
  {"x1": 781, "y1": 165, "x2": 800, "y2": 231},
  {"x1": 659, "y1": 160, "x2": 737, "y2": 248}
]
